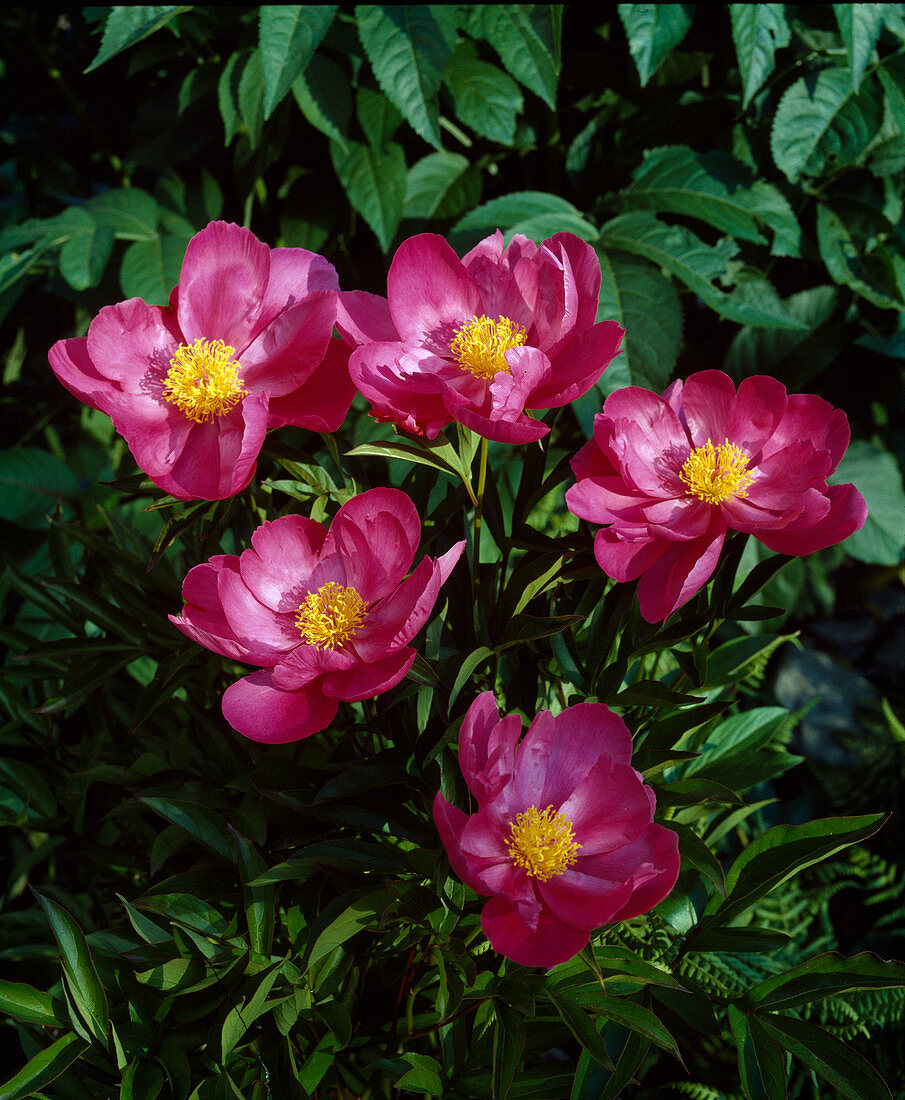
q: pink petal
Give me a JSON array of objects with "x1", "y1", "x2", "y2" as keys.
[
  {"x1": 533, "y1": 703, "x2": 635, "y2": 811},
  {"x1": 459, "y1": 693, "x2": 522, "y2": 804},
  {"x1": 336, "y1": 290, "x2": 399, "y2": 346},
  {"x1": 349, "y1": 342, "x2": 454, "y2": 438},
  {"x1": 593, "y1": 528, "x2": 668, "y2": 583},
  {"x1": 559, "y1": 760, "x2": 655, "y2": 853},
  {"x1": 217, "y1": 560, "x2": 299, "y2": 665},
  {"x1": 481, "y1": 896, "x2": 589, "y2": 968},
  {"x1": 531, "y1": 320, "x2": 624, "y2": 409},
  {"x1": 175, "y1": 221, "x2": 271, "y2": 352},
  {"x1": 543, "y1": 233, "x2": 602, "y2": 335},
  {"x1": 538, "y1": 867, "x2": 633, "y2": 930},
  {"x1": 461, "y1": 231, "x2": 539, "y2": 330},
  {"x1": 272, "y1": 644, "x2": 357, "y2": 687},
  {"x1": 170, "y1": 557, "x2": 251, "y2": 661},
  {"x1": 267, "y1": 337, "x2": 356, "y2": 432},
  {"x1": 350, "y1": 556, "x2": 441, "y2": 660},
  {"x1": 222, "y1": 670, "x2": 337, "y2": 743},
  {"x1": 636, "y1": 522, "x2": 726, "y2": 622},
  {"x1": 726, "y1": 375, "x2": 788, "y2": 458},
  {"x1": 322, "y1": 648, "x2": 416, "y2": 702},
  {"x1": 240, "y1": 290, "x2": 337, "y2": 396},
  {"x1": 600, "y1": 825, "x2": 681, "y2": 921},
  {"x1": 240, "y1": 514, "x2": 327, "y2": 612},
  {"x1": 387, "y1": 234, "x2": 481, "y2": 355},
  {"x1": 677, "y1": 370, "x2": 738, "y2": 448},
  {"x1": 48, "y1": 336, "x2": 110, "y2": 408},
  {"x1": 760, "y1": 393, "x2": 851, "y2": 467},
  {"x1": 85, "y1": 298, "x2": 182, "y2": 390},
  {"x1": 755, "y1": 483, "x2": 867, "y2": 556},
  {"x1": 264, "y1": 247, "x2": 339, "y2": 303},
  {"x1": 490, "y1": 346, "x2": 553, "y2": 420},
  {"x1": 433, "y1": 793, "x2": 487, "y2": 892}
]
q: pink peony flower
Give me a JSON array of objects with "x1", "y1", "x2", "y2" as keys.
[
  {"x1": 171, "y1": 488, "x2": 464, "y2": 743},
  {"x1": 49, "y1": 221, "x2": 355, "y2": 501},
  {"x1": 338, "y1": 231, "x2": 624, "y2": 443},
  {"x1": 566, "y1": 370, "x2": 868, "y2": 623},
  {"x1": 433, "y1": 693, "x2": 679, "y2": 969}
]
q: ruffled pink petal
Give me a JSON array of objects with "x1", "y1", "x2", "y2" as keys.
[
  {"x1": 461, "y1": 231, "x2": 539, "y2": 331},
  {"x1": 593, "y1": 528, "x2": 668, "y2": 583},
  {"x1": 240, "y1": 290, "x2": 337, "y2": 396},
  {"x1": 387, "y1": 234, "x2": 482, "y2": 355},
  {"x1": 349, "y1": 342, "x2": 454, "y2": 438},
  {"x1": 335, "y1": 290, "x2": 399, "y2": 346},
  {"x1": 508, "y1": 710, "x2": 556, "y2": 810},
  {"x1": 443, "y1": 381, "x2": 549, "y2": 443},
  {"x1": 240, "y1": 514, "x2": 327, "y2": 613},
  {"x1": 85, "y1": 298, "x2": 182, "y2": 390},
  {"x1": 635, "y1": 522, "x2": 726, "y2": 622},
  {"x1": 149, "y1": 393, "x2": 269, "y2": 501},
  {"x1": 531, "y1": 320, "x2": 624, "y2": 409},
  {"x1": 222, "y1": 670, "x2": 337, "y2": 743},
  {"x1": 745, "y1": 441, "x2": 834, "y2": 508},
  {"x1": 759, "y1": 393, "x2": 851, "y2": 467},
  {"x1": 272, "y1": 644, "x2": 357, "y2": 687},
  {"x1": 266, "y1": 337, "x2": 356, "y2": 432},
  {"x1": 489, "y1": 346, "x2": 552, "y2": 421},
  {"x1": 543, "y1": 233, "x2": 602, "y2": 334},
  {"x1": 321, "y1": 488, "x2": 421, "y2": 600},
  {"x1": 175, "y1": 221, "x2": 271, "y2": 352},
  {"x1": 754, "y1": 482, "x2": 867, "y2": 556},
  {"x1": 481, "y1": 896, "x2": 589, "y2": 968},
  {"x1": 531, "y1": 704, "x2": 635, "y2": 811},
  {"x1": 350, "y1": 556, "x2": 441, "y2": 661},
  {"x1": 216, "y1": 562, "x2": 299, "y2": 665},
  {"x1": 538, "y1": 867, "x2": 634, "y2": 930},
  {"x1": 677, "y1": 370, "x2": 738, "y2": 448},
  {"x1": 566, "y1": 477, "x2": 656, "y2": 526},
  {"x1": 322, "y1": 648, "x2": 416, "y2": 702},
  {"x1": 170, "y1": 557, "x2": 252, "y2": 660},
  {"x1": 597, "y1": 825, "x2": 681, "y2": 922},
  {"x1": 459, "y1": 693, "x2": 522, "y2": 804}
]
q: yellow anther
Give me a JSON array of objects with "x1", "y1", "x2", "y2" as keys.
[
  {"x1": 507, "y1": 805, "x2": 581, "y2": 881},
  {"x1": 450, "y1": 315, "x2": 527, "y2": 380},
  {"x1": 295, "y1": 582, "x2": 368, "y2": 649},
  {"x1": 162, "y1": 338, "x2": 246, "y2": 423},
  {"x1": 680, "y1": 438, "x2": 753, "y2": 505}
]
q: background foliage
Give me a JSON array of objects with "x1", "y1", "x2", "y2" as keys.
[{"x1": 0, "y1": 5, "x2": 903, "y2": 1098}]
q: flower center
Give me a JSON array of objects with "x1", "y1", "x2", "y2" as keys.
[
  {"x1": 450, "y1": 315, "x2": 527, "y2": 380},
  {"x1": 506, "y1": 805, "x2": 581, "y2": 881},
  {"x1": 680, "y1": 438, "x2": 754, "y2": 505},
  {"x1": 162, "y1": 338, "x2": 247, "y2": 423},
  {"x1": 295, "y1": 581, "x2": 368, "y2": 649}
]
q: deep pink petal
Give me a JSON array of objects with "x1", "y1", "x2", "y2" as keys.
[
  {"x1": 461, "y1": 231, "x2": 539, "y2": 331},
  {"x1": 272, "y1": 643, "x2": 357, "y2": 687},
  {"x1": 531, "y1": 320, "x2": 624, "y2": 409},
  {"x1": 597, "y1": 825, "x2": 681, "y2": 921},
  {"x1": 85, "y1": 298, "x2": 182, "y2": 390},
  {"x1": 170, "y1": 557, "x2": 252, "y2": 661},
  {"x1": 760, "y1": 393, "x2": 851, "y2": 467},
  {"x1": 434, "y1": 794, "x2": 488, "y2": 893},
  {"x1": 176, "y1": 221, "x2": 271, "y2": 352},
  {"x1": 349, "y1": 342, "x2": 454, "y2": 438},
  {"x1": 677, "y1": 370, "x2": 738, "y2": 447},
  {"x1": 336, "y1": 290, "x2": 399, "y2": 346},
  {"x1": 240, "y1": 514, "x2": 327, "y2": 613},
  {"x1": 560, "y1": 760, "x2": 655, "y2": 853},
  {"x1": 538, "y1": 867, "x2": 633, "y2": 930},
  {"x1": 489, "y1": 346, "x2": 552, "y2": 420},
  {"x1": 451, "y1": 401, "x2": 550, "y2": 444},
  {"x1": 267, "y1": 337, "x2": 356, "y2": 432},
  {"x1": 459, "y1": 693, "x2": 523, "y2": 804},
  {"x1": 240, "y1": 290, "x2": 336, "y2": 396},
  {"x1": 221, "y1": 670, "x2": 337, "y2": 743},
  {"x1": 727, "y1": 375, "x2": 788, "y2": 458},
  {"x1": 264, "y1": 246, "x2": 339, "y2": 303},
  {"x1": 636, "y1": 522, "x2": 726, "y2": 622},
  {"x1": 387, "y1": 234, "x2": 481, "y2": 355},
  {"x1": 755, "y1": 483, "x2": 867, "y2": 556},
  {"x1": 322, "y1": 648, "x2": 416, "y2": 702},
  {"x1": 350, "y1": 557, "x2": 441, "y2": 660},
  {"x1": 321, "y1": 488, "x2": 421, "y2": 599},
  {"x1": 533, "y1": 704, "x2": 635, "y2": 810},
  {"x1": 216, "y1": 561, "x2": 298, "y2": 665},
  {"x1": 481, "y1": 896, "x2": 589, "y2": 968},
  {"x1": 48, "y1": 336, "x2": 111, "y2": 408},
  {"x1": 593, "y1": 528, "x2": 668, "y2": 583}
]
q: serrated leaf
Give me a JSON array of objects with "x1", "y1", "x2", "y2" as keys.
[
  {"x1": 474, "y1": 5, "x2": 560, "y2": 109},
  {"x1": 599, "y1": 212, "x2": 805, "y2": 329},
  {"x1": 330, "y1": 139, "x2": 406, "y2": 252},
  {"x1": 404, "y1": 152, "x2": 472, "y2": 219},
  {"x1": 771, "y1": 67, "x2": 884, "y2": 182},
  {"x1": 618, "y1": 4, "x2": 694, "y2": 86},
  {"x1": 119, "y1": 234, "x2": 189, "y2": 304},
  {"x1": 834, "y1": 3, "x2": 885, "y2": 91},
  {"x1": 704, "y1": 813, "x2": 886, "y2": 927},
  {"x1": 816, "y1": 202, "x2": 904, "y2": 311},
  {"x1": 724, "y1": 285, "x2": 838, "y2": 381},
  {"x1": 729, "y1": 4, "x2": 790, "y2": 108},
  {"x1": 259, "y1": 5, "x2": 336, "y2": 119},
  {"x1": 85, "y1": 6, "x2": 189, "y2": 73},
  {"x1": 830, "y1": 439, "x2": 905, "y2": 565},
  {"x1": 218, "y1": 52, "x2": 244, "y2": 145},
  {"x1": 57, "y1": 208, "x2": 115, "y2": 291},
  {"x1": 757, "y1": 1013, "x2": 892, "y2": 1100},
  {"x1": 355, "y1": 5, "x2": 457, "y2": 148},
  {"x1": 33, "y1": 892, "x2": 109, "y2": 1046},
  {"x1": 292, "y1": 53, "x2": 352, "y2": 148},
  {"x1": 0, "y1": 447, "x2": 79, "y2": 529},
  {"x1": 727, "y1": 1005, "x2": 788, "y2": 1100},
  {"x1": 0, "y1": 1033, "x2": 88, "y2": 1099},
  {"x1": 452, "y1": 190, "x2": 594, "y2": 245},
  {"x1": 85, "y1": 188, "x2": 158, "y2": 240},
  {"x1": 239, "y1": 50, "x2": 266, "y2": 149},
  {"x1": 444, "y1": 52, "x2": 523, "y2": 145}
]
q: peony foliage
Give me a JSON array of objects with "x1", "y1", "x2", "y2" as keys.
[{"x1": 2, "y1": 6, "x2": 903, "y2": 1100}]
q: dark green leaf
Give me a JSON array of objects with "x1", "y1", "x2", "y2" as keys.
[
  {"x1": 596, "y1": 994, "x2": 684, "y2": 1064},
  {"x1": 259, "y1": 5, "x2": 336, "y2": 119},
  {"x1": 493, "y1": 1001, "x2": 526, "y2": 1100},
  {"x1": 0, "y1": 1033, "x2": 88, "y2": 1099},
  {"x1": 0, "y1": 979, "x2": 67, "y2": 1027},
  {"x1": 85, "y1": 6, "x2": 189, "y2": 72},
  {"x1": 238, "y1": 50, "x2": 266, "y2": 148},
  {"x1": 670, "y1": 822, "x2": 726, "y2": 897},
  {"x1": 730, "y1": 4, "x2": 790, "y2": 107},
  {"x1": 743, "y1": 950, "x2": 905, "y2": 1012},
  {"x1": 139, "y1": 797, "x2": 234, "y2": 862},
  {"x1": 0, "y1": 448, "x2": 79, "y2": 529},
  {"x1": 689, "y1": 926, "x2": 792, "y2": 954},
  {"x1": 834, "y1": 3, "x2": 885, "y2": 91},
  {"x1": 291, "y1": 54, "x2": 352, "y2": 148},
  {"x1": 816, "y1": 202, "x2": 904, "y2": 311},
  {"x1": 85, "y1": 187, "x2": 159, "y2": 240},
  {"x1": 453, "y1": 190, "x2": 597, "y2": 245},
  {"x1": 231, "y1": 827, "x2": 275, "y2": 957},
  {"x1": 474, "y1": 5, "x2": 560, "y2": 109},
  {"x1": 830, "y1": 440, "x2": 905, "y2": 565},
  {"x1": 305, "y1": 889, "x2": 391, "y2": 972},
  {"x1": 548, "y1": 991, "x2": 613, "y2": 1068},
  {"x1": 57, "y1": 208, "x2": 115, "y2": 290},
  {"x1": 618, "y1": 4, "x2": 694, "y2": 86},
  {"x1": 445, "y1": 52, "x2": 523, "y2": 145},
  {"x1": 330, "y1": 139, "x2": 407, "y2": 252},
  {"x1": 119, "y1": 235, "x2": 189, "y2": 304},
  {"x1": 728, "y1": 1005, "x2": 788, "y2": 1100},
  {"x1": 404, "y1": 152, "x2": 474, "y2": 220}
]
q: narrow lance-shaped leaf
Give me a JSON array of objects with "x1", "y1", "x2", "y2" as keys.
[
  {"x1": 743, "y1": 950, "x2": 905, "y2": 1012},
  {"x1": 727, "y1": 1005, "x2": 788, "y2": 1100},
  {"x1": 85, "y1": 6, "x2": 190, "y2": 72},
  {"x1": 0, "y1": 1033, "x2": 88, "y2": 1100}
]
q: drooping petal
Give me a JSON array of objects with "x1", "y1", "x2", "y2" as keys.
[
  {"x1": 595, "y1": 825, "x2": 681, "y2": 922},
  {"x1": 170, "y1": 557, "x2": 251, "y2": 661},
  {"x1": 266, "y1": 337, "x2": 356, "y2": 432},
  {"x1": 349, "y1": 342, "x2": 454, "y2": 439},
  {"x1": 433, "y1": 793, "x2": 487, "y2": 893},
  {"x1": 240, "y1": 290, "x2": 337, "y2": 396},
  {"x1": 635, "y1": 522, "x2": 726, "y2": 622},
  {"x1": 481, "y1": 896, "x2": 590, "y2": 969},
  {"x1": 216, "y1": 560, "x2": 299, "y2": 665},
  {"x1": 322, "y1": 648, "x2": 416, "y2": 701},
  {"x1": 222, "y1": 670, "x2": 337, "y2": 743},
  {"x1": 754, "y1": 482, "x2": 867, "y2": 556},
  {"x1": 530, "y1": 320, "x2": 624, "y2": 409},
  {"x1": 592, "y1": 528, "x2": 668, "y2": 583},
  {"x1": 336, "y1": 289, "x2": 399, "y2": 346}
]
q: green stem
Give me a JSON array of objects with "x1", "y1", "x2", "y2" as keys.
[
  {"x1": 472, "y1": 437, "x2": 488, "y2": 592},
  {"x1": 580, "y1": 943, "x2": 607, "y2": 991}
]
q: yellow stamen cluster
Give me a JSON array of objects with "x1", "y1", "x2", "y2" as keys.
[
  {"x1": 450, "y1": 315, "x2": 527, "y2": 380},
  {"x1": 680, "y1": 438, "x2": 754, "y2": 505},
  {"x1": 162, "y1": 338, "x2": 246, "y2": 423},
  {"x1": 295, "y1": 582, "x2": 368, "y2": 650},
  {"x1": 507, "y1": 805, "x2": 581, "y2": 881}
]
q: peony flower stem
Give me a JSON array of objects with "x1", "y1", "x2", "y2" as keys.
[
  {"x1": 579, "y1": 944, "x2": 608, "y2": 991},
  {"x1": 472, "y1": 437, "x2": 489, "y2": 594}
]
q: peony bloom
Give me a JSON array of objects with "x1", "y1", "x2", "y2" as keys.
[
  {"x1": 338, "y1": 231, "x2": 624, "y2": 443},
  {"x1": 49, "y1": 221, "x2": 355, "y2": 500},
  {"x1": 171, "y1": 488, "x2": 463, "y2": 743},
  {"x1": 433, "y1": 693, "x2": 679, "y2": 969},
  {"x1": 566, "y1": 370, "x2": 868, "y2": 623}
]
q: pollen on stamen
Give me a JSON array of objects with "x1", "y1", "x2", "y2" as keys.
[
  {"x1": 295, "y1": 581, "x2": 368, "y2": 650},
  {"x1": 680, "y1": 438, "x2": 754, "y2": 505},
  {"x1": 507, "y1": 805, "x2": 581, "y2": 881},
  {"x1": 162, "y1": 338, "x2": 247, "y2": 423},
  {"x1": 450, "y1": 315, "x2": 527, "y2": 381}
]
